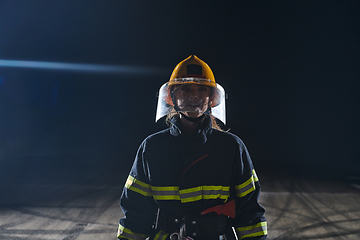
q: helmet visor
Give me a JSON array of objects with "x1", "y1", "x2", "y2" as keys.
[{"x1": 155, "y1": 82, "x2": 226, "y2": 124}]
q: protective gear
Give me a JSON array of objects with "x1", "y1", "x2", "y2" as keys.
[
  {"x1": 156, "y1": 55, "x2": 226, "y2": 124},
  {"x1": 155, "y1": 207, "x2": 230, "y2": 239},
  {"x1": 118, "y1": 116, "x2": 267, "y2": 240}
]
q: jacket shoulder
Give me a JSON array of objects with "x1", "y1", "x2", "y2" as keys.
[
  {"x1": 211, "y1": 129, "x2": 246, "y2": 148},
  {"x1": 139, "y1": 128, "x2": 172, "y2": 147}
]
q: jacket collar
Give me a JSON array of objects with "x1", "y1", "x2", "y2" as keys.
[{"x1": 169, "y1": 115, "x2": 213, "y2": 143}]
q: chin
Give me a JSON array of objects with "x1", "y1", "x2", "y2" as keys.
[{"x1": 186, "y1": 113, "x2": 202, "y2": 118}]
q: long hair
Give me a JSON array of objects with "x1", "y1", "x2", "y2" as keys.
[{"x1": 165, "y1": 107, "x2": 225, "y2": 131}]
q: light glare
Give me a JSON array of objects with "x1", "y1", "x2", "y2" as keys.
[{"x1": 0, "y1": 59, "x2": 163, "y2": 75}]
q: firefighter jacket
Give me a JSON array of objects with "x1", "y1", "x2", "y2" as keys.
[{"x1": 118, "y1": 116, "x2": 267, "y2": 240}]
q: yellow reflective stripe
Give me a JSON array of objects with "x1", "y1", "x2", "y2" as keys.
[
  {"x1": 153, "y1": 230, "x2": 169, "y2": 240},
  {"x1": 236, "y1": 222, "x2": 267, "y2": 240},
  {"x1": 117, "y1": 224, "x2": 148, "y2": 240},
  {"x1": 152, "y1": 186, "x2": 179, "y2": 191},
  {"x1": 151, "y1": 185, "x2": 230, "y2": 202},
  {"x1": 252, "y1": 169, "x2": 259, "y2": 182},
  {"x1": 125, "y1": 175, "x2": 153, "y2": 197},
  {"x1": 179, "y1": 186, "x2": 230, "y2": 203},
  {"x1": 235, "y1": 176, "x2": 255, "y2": 197},
  {"x1": 235, "y1": 170, "x2": 258, "y2": 198},
  {"x1": 152, "y1": 186, "x2": 181, "y2": 200}
]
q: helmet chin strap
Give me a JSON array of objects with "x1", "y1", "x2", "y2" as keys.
[{"x1": 179, "y1": 112, "x2": 205, "y2": 122}]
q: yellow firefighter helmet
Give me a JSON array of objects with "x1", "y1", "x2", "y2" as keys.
[
  {"x1": 168, "y1": 55, "x2": 216, "y2": 88},
  {"x1": 156, "y1": 55, "x2": 226, "y2": 124}
]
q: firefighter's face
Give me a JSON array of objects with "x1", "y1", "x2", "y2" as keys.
[{"x1": 173, "y1": 84, "x2": 212, "y2": 118}]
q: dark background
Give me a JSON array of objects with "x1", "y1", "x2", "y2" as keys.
[{"x1": 0, "y1": 0, "x2": 359, "y2": 191}]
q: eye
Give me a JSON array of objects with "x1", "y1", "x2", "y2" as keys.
[
  {"x1": 180, "y1": 86, "x2": 191, "y2": 92},
  {"x1": 199, "y1": 86, "x2": 209, "y2": 92}
]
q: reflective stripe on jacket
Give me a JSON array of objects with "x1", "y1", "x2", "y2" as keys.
[{"x1": 118, "y1": 116, "x2": 267, "y2": 239}]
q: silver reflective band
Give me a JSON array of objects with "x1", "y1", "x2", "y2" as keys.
[{"x1": 173, "y1": 78, "x2": 212, "y2": 83}]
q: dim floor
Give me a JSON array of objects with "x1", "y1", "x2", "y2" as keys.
[{"x1": 0, "y1": 171, "x2": 360, "y2": 239}]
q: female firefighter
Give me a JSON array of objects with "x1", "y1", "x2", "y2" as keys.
[{"x1": 118, "y1": 55, "x2": 267, "y2": 240}]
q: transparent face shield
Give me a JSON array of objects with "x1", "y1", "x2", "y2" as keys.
[{"x1": 155, "y1": 80, "x2": 226, "y2": 124}]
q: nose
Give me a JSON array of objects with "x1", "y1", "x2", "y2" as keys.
[
  {"x1": 189, "y1": 94, "x2": 199, "y2": 100},
  {"x1": 188, "y1": 89, "x2": 199, "y2": 100},
  {"x1": 188, "y1": 87, "x2": 201, "y2": 99}
]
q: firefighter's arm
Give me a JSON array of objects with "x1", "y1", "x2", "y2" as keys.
[
  {"x1": 231, "y1": 142, "x2": 267, "y2": 240},
  {"x1": 118, "y1": 143, "x2": 169, "y2": 240}
]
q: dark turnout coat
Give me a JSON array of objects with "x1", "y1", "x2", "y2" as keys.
[{"x1": 118, "y1": 116, "x2": 267, "y2": 240}]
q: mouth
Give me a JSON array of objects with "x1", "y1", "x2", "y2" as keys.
[
  {"x1": 178, "y1": 101, "x2": 203, "y2": 111},
  {"x1": 186, "y1": 104, "x2": 201, "y2": 110}
]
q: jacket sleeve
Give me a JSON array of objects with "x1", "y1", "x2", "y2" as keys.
[
  {"x1": 230, "y1": 140, "x2": 267, "y2": 240},
  {"x1": 118, "y1": 141, "x2": 169, "y2": 240}
]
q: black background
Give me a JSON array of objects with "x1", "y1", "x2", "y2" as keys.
[{"x1": 0, "y1": 1, "x2": 359, "y2": 188}]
